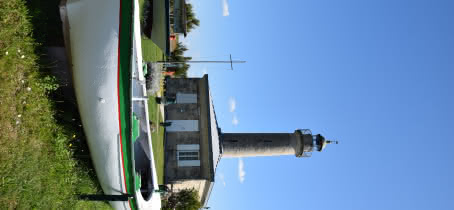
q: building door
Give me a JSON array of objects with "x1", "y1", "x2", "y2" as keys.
[{"x1": 177, "y1": 144, "x2": 200, "y2": 167}]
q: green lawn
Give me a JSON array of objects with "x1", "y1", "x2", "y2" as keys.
[
  {"x1": 149, "y1": 0, "x2": 168, "y2": 55},
  {"x1": 139, "y1": 0, "x2": 165, "y2": 184},
  {"x1": 0, "y1": 0, "x2": 165, "y2": 208},
  {"x1": 142, "y1": 38, "x2": 165, "y2": 62},
  {"x1": 148, "y1": 94, "x2": 165, "y2": 185},
  {"x1": 138, "y1": 0, "x2": 145, "y2": 22},
  {"x1": 139, "y1": 0, "x2": 167, "y2": 62},
  {"x1": 0, "y1": 0, "x2": 110, "y2": 209}
]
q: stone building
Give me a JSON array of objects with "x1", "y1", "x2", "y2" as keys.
[
  {"x1": 163, "y1": 75, "x2": 337, "y2": 206},
  {"x1": 163, "y1": 75, "x2": 220, "y2": 205}
]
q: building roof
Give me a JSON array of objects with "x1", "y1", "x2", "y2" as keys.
[
  {"x1": 201, "y1": 75, "x2": 221, "y2": 207},
  {"x1": 202, "y1": 181, "x2": 215, "y2": 207},
  {"x1": 202, "y1": 75, "x2": 222, "y2": 178},
  {"x1": 172, "y1": 0, "x2": 187, "y2": 37},
  {"x1": 208, "y1": 86, "x2": 222, "y2": 174}
]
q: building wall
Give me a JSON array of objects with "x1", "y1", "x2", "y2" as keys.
[
  {"x1": 165, "y1": 78, "x2": 198, "y2": 98},
  {"x1": 166, "y1": 104, "x2": 199, "y2": 120},
  {"x1": 164, "y1": 77, "x2": 212, "y2": 185},
  {"x1": 165, "y1": 132, "x2": 201, "y2": 180}
]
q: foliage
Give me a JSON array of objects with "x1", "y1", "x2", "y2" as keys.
[
  {"x1": 169, "y1": 0, "x2": 200, "y2": 33},
  {"x1": 168, "y1": 42, "x2": 191, "y2": 77},
  {"x1": 37, "y1": 75, "x2": 59, "y2": 93},
  {"x1": 185, "y1": 3, "x2": 200, "y2": 33},
  {"x1": 0, "y1": 0, "x2": 110, "y2": 208},
  {"x1": 140, "y1": 0, "x2": 153, "y2": 38},
  {"x1": 162, "y1": 189, "x2": 202, "y2": 210}
]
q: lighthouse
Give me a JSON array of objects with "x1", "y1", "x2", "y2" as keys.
[
  {"x1": 162, "y1": 75, "x2": 337, "y2": 206},
  {"x1": 221, "y1": 129, "x2": 337, "y2": 158}
]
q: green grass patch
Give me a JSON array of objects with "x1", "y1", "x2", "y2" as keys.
[
  {"x1": 142, "y1": 38, "x2": 165, "y2": 62},
  {"x1": 140, "y1": 0, "x2": 165, "y2": 183},
  {"x1": 139, "y1": 0, "x2": 167, "y2": 61},
  {"x1": 148, "y1": 94, "x2": 165, "y2": 185},
  {"x1": 149, "y1": 0, "x2": 168, "y2": 55},
  {"x1": 139, "y1": 0, "x2": 166, "y2": 62},
  {"x1": 0, "y1": 0, "x2": 110, "y2": 209},
  {"x1": 138, "y1": 0, "x2": 145, "y2": 22}
]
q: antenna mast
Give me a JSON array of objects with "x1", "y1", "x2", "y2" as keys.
[{"x1": 156, "y1": 54, "x2": 245, "y2": 70}]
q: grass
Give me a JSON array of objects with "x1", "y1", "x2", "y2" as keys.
[
  {"x1": 142, "y1": 38, "x2": 166, "y2": 62},
  {"x1": 139, "y1": 0, "x2": 165, "y2": 184},
  {"x1": 0, "y1": 0, "x2": 110, "y2": 209},
  {"x1": 149, "y1": 0, "x2": 168, "y2": 55},
  {"x1": 0, "y1": 0, "x2": 165, "y2": 208},
  {"x1": 139, "y1": 0, "x2": 167, "y2": 62},
  {"x1": 139, "y1": 0, "x2": 145, "y2": 22},
  {"x1": 148, "y1": 93, "x2": 165, "y2": 185}
]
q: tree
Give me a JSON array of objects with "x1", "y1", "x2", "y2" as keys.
[
  {"x1": 162, "y1": 189, "x2": 202, "y2": 210},
  {"x1": 168, "y1": 42, "x2": 191, "y2": 77},
  {"x1": 169, "y1": 1, "x2": 200, "y2": 33},
  {"x1": 171, "y1": 42, "x2": 188, "y2": 59},
  {"x1": 185, "y1": 3, "x2": 200, "y2": 32}
]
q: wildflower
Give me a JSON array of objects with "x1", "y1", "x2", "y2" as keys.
[
  {"x1": 5, "y1": 51, "x2": 8, "y2": 55},
  {"x1": 69, "y1": 143, "x2": 72, "y2": 147},
  {"x1": 17, "y1": 114, "x2": 22, "y2": 118},
  {"x1": 17, "y1": 49, "x2": 21, "y2": 53},
  {"x1": 21, "y1": 55, "x2": 25, "y2": 59},
  {"x1": 26, "y1": 87, "x2": 31, "y2": 91},
  {"x1": 16, "y1": 120, "x2": 20, "y2": 125},
  {"x1": 21, "y1": 80, "x2": 24, "y2": 84},
  {"x1": 72, "y1": 134, "x2": 76, "y2": 139}
]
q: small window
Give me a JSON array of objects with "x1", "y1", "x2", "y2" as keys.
[
  {"x1": 166, "y1": 120, "x2": 199, "y2": 132},
  {"x1": 179, "y1": 151, "x2": 199, "y2": 156},
  {"x1": 177, "y1": 150, "x2": 199, "y2": 160},
  {"x1": 176, "y1": 93, "x2": 197, "y2": 104},
  {"x1": 177, "y1": 144, "x2": 200, "y2": 167},
  {"x1": 179, "y1": 156, "x2": 199, "y2": 160}
]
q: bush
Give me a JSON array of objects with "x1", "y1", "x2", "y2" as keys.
[{"x1": 162, "y1": 189, "x2": 202, "y2": 210}]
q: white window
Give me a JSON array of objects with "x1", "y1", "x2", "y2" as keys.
[
  {"x1": 176, "y1": 93, "x2": 197, "y2": 104},
  {"x1": 177, "y1": 144, "x2": 200, "y2": 167},
  {"x1": 166, "y1": 120, "x2": 199, "y2": 132}
]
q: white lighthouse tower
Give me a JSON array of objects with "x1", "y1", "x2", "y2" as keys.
[{"x1": 221, "y1": 129, "x2": 337, "y2": 158}]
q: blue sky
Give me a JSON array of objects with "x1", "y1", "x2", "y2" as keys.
[{"x1": 183, "y1": 0, "x2": 454, "y2": 209}]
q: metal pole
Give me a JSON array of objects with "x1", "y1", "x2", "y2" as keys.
[
  {"x1": 78, "y1": 194, "x2": 133, "y2": 201},
  {"x1": 155, "y1": 54, "x2": 245, "y2": 70},
  {"x1": 155, "y1": 60, "x2": 246, "y2": 64}
]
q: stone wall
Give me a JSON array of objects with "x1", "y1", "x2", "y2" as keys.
[
  {"x1": 165, "y1": 132, "x2": 201, "y2": 180},
  {"x1": 166, "y1": 104, "x2": 199, "y2": 120},
  {"x1": 164, "y1": 76, "x2": 212, "y2": 184},
  {"x1": 165, "y1": 77, "x2": 199, "y2": 97}
]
